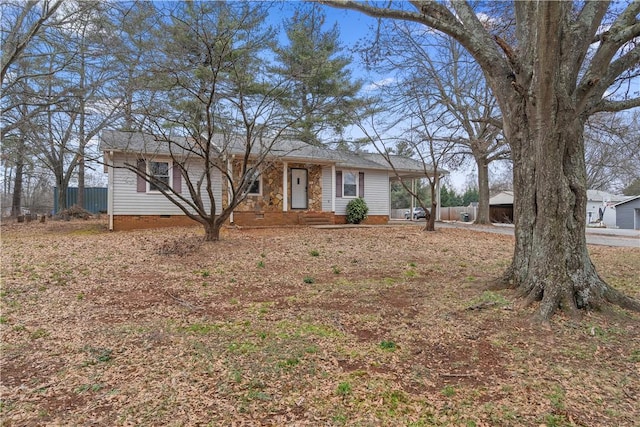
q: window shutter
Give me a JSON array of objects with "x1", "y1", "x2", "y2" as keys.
[
  {"x1": 359, "y1": 172, "x2": 365, "y2": 198},
  {"x1": 136, "y1": 159, "x2": 146, "y2": 192},
  {"x1": 172, "y1": 164, "x2": 182, "y2": 193},
  {"x1": 336, "y1": 171, "x2": 342, "y2": 198}
]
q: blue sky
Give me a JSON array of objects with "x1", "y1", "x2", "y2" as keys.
[{"x1": 268, "y1": 1, "x2": 385, "y2": 88}]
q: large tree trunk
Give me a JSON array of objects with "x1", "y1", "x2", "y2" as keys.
[
  {"x1": 57, "y1": 183, "x2": 67, "y2": 214},
  {"x1": 77, "y1": 155, "x2": 85, "y2": 209},
  {"x1": 11, "y1": 141, "x2": 25, "y2": 217},
  {"x1": 496, "y1": 1, "x2": 639, "y2": 320},
  {"x1": 475, "y1": 157, "x2": 491, "y2": 225},
  {"x1": 11, "y1": 161, "x2": 24, "y2": 217},
  {"x1": 501, "y1": 110, "x2": 640, "y2": 321}
]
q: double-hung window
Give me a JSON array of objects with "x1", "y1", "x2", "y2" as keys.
[
  {"x1": 342, "y1": 171, "x2": 357, "y2": 198},
  {"x1": 149, "y1": 161, "x2": 170, "y2": 191}
]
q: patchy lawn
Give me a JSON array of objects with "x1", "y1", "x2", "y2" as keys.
[{"x1": 1, "y1": 219, "x2": 638, "y2": 426}]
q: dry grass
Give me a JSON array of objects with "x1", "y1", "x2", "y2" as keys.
[{"x1": 1, "y1": 219, "x2": 639, "y2": 426}]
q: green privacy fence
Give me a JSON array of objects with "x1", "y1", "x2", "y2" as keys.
[{"x1": 53, "y1": 187, "x2": 107, "y2": 214}]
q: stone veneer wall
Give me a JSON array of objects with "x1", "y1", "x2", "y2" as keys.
[{"x1": 233, "y1": 161, "x2": 323, "y2": 213}]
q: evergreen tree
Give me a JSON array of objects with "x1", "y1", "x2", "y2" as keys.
[
  {"x1": 462, "y1": 187, "x2": 479, "y2": 206},
  {"x1": 440, "y1": 184, "x2": 463, "y2": 207},
  {"x1": 273, "y1": 4, "x2": 363, "y2": 145}
]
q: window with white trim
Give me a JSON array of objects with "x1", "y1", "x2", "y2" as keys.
[
  {"x1": 342, "y1": 171, "x2": 357, "y2": 197},
  {"x1": 148, "y1": 161, "x2": 170, "y2": 192}
]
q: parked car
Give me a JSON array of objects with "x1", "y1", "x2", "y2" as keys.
[{"x1": 404, "y1": 207, "x2": 427, "y2": 220}]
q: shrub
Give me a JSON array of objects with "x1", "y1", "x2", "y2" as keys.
[{"x1": 346, "y1": 198, "x2": 368, "y2": 224}]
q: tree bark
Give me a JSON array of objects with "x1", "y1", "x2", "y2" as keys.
[
  {"x1": 422, "y1": 182, "x2": 436, "y2": 231},
  {"x1": 501, "y1": 99, "x2": 640, "y2": 320},
  {"x1": 475, "y1": 157, "x2": 491, "y2": 224},
  {"x1": 11, "y1": 154, "x2": 24, "y2": 217},
  {"x1": 56, "y1": 181, "x2": 67, "y2": 214},
  {"x1": 203, "y1": 224, "x2": 220, "y2": 242}
]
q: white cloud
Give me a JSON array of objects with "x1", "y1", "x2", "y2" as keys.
[{"x1": 363, "y1": 77, "x2": 396, "y2": 92}]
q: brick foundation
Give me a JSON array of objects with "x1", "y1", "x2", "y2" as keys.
[
  {"x1": 230, "y1": 211, "x2": 336, "y2": 227},
  {"x1": 113, "y1": 215, "x2": 200, "y2": 231},
  {"x1": 112, "y1": 212, "x2": 388, "y2": 231},
  {"x1": 334, "y1": 215, "x2": 389, "y2": 225},
  {"x1": 231, "y1": 211, "x2": 302, "y2": 227}
]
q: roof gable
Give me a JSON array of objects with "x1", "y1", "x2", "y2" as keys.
[
  {"x1": 613, "y1": 195, "x2": 640, "y2": 207},
  {"x1": 587, "y1": 189, "x2": 627, "y2": 203}
]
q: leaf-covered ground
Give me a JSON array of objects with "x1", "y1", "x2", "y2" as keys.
[{"x1": 1, "y1": 219, "x2": 638, "y2": 426}]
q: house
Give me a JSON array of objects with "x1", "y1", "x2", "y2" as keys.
[
  {"x1": 489, "y1": 191, "x2": 514, "y2": 223},
  {"x1": 586, "y1": 189, "x2": 627, "y2": 227},
  {"x1": 100, "y1": 130, "x2": 444, "y2": 231},
  {"x1": 614, "y1": 195, "x2": 640, "y2": 230}
]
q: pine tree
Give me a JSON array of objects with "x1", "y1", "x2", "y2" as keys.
[{"x1": 273, "y1": 4, "x2": 363, "y2": 145}]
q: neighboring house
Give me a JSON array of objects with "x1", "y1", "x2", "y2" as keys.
[
  {"x1": 586, "y1": 189, "x2": 627, "y2": 227},
  {"x1": 489, "y1": 191, "x2": 514, "y2": 223},
  {"x1": 100, "y1": 130, "x2": 444, "y2": 231},
  {"x1": 614, "y1": 195, "x2": 640, "y2": 230}
]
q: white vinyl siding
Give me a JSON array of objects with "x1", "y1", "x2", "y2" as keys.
[
  {"x1": 334, "y1": 169, "x2": 389, "y2": 216},
  {"x1": 111, "y1": 154, "x2": 221, "y2": 215}
]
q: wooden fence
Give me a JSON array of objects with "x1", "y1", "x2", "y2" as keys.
[{"x1": 439, "y1": 206, "x2": 476, "y2": 222}]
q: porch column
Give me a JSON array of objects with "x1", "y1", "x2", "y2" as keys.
[
  {"x1": 436, "y1": 174, "x2": 442, "y2": 221},
  {"x1": 331, "y1": 164, "x2": 336, "y2": 212},
  {"x1": 283, "y1": 161, "x2": 288, "y2": 212},
  {"x1": 411, "y1": 178, "x2": 415, "y2": 221}
]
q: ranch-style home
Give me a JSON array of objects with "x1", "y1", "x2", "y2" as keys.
[{"x1": 100, "y1": 130, "x2": 445, "y2": 231}]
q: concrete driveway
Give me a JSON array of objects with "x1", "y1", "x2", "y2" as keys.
[{"x1": 392, "y1": 220, "x2": 640, "y2": 248}]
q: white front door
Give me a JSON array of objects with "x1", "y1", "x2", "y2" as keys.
[{"x1": 291, "y1": 168, "x2": 308, "y2": 209}]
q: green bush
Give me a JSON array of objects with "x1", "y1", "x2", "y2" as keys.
[{"x1": 346, "y1": 198, "x2": 369, "y2": 224}]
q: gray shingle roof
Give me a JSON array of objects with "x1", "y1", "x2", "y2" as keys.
[{"x1": 100, "y1": 130, "x2": 443, "y2": 176}]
